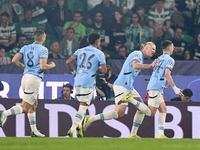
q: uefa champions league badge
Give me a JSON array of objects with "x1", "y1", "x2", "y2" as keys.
[
  {"x1": 134, "y1": 54, "x2": 139, "y2": 60},
  {"x1": 168, "y1": 61, "x2": 174, "y2": 68},
  {"x1": 79, "y1": 69, "x2": 82, "y2": 73}
]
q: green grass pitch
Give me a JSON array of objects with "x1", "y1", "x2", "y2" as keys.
[{"x1": 0, "y1": 137, "x2": 200, "y2": 150}]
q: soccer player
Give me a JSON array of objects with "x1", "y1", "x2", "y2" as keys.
[
  {"x1": 66, "y1": 33, "x2": 107, "y2": 138},
  {"x1": 119, "y1": 40, "x2": 182, "y2": 138},
  {"x1": 0, "y1": 30, "x2": 56, "y2": 137},
  {"x1": 83, "y1": 42, "x2": 158, "y2": 138},
  {"x1": 145, "y1": 40, "x2": 182, "y2": 138}
]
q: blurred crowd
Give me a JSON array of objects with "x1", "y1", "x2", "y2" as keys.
[{"x1": 0, "y1": 0, "x2": 200, "y2": 66}]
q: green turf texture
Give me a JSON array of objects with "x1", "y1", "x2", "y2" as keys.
[{"x1": 0, "y1": 137, "x2": 199, "y2": 150}]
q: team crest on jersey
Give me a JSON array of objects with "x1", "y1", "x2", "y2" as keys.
[
  {"x1": 134, "y1": 54, "x2": 139, "y2": 60},
  {"x1": 169, "y1": 61, "x2": 173, "y2": 67},
  {"x1": 43, "y1": 50, "x2": 48, "y2": 58},
  {"x1": 44, "y1": 50, "x2": 48, "y2": 55}
]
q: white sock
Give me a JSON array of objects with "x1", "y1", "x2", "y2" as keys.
[
  {"x1": 129, "y1": 97, "x2": 138, "y2": 105},
  {"x1": 3, "y1": 105, "x2": 23, "y2": 117},
  {"x1": 129, "y1": 98, "x2": 151, "y2": 116},
  {"x1": 71, "y1": 105, "x2": 88, "y2": 131},
  {"x1": 89, "y1": 110, "x2": 118, "y2": 123},
  {"x1": 130, "y1": 110, "x2": 145, "y2": 136},
  {"x1": 158, "y1": 112, "x2": 166, "y2": 137},
  {"x1": 28, "y1": 112, "x2": 38, "y2": 133}
]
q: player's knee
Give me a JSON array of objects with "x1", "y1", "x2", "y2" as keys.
[
  {"x1": 162, "y1": 109, "x2": 167, "y2": 113},
  {"x1": 21, "y1": 105, "x2": 28, "y2": 113},
  {"x1": 33, "y1": 106, "x2": 37, "y2": 112},
  {"x1": 161, "y1": 110, "x2": 167, "y2": 114},
  {"x1": 150, "y1": 111, "x2": 156, "y2": 117},
  {"x1": 80, "y1": 102, "x2": 88, "y2": 106},
  {"x1": 164, "y1": 107, "x2": 167, "y2": 113},
  {"x1": 117, "y1": 111, "x2": 125, "y2": 118},
  {"x1": 33, "y1": 103, "x2": 38, "y2": 110}
]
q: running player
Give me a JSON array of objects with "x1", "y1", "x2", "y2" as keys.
[
  {"x1": 146, "y1": 40, "x2": 182, "y2": 138},
  {"x1": 83, "y1": 42, "x2": 158, "y2": 138},
  {"x1": 116, "y1": 40, "x2": 182, "y2": 138},
  {"x1": 0, "y1": 30, "x2": 56, "y2": 137},
  {"x1": 66, "y1": 33, "x2": 107, "y2": 138}
]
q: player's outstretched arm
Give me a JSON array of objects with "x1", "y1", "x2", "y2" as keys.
[
  {"x1": 165, "y1": 68, "x2": 182, "y2": 97},
  {"x1": 132, "y1": 58, "x2": 159, "y2": 70},
  {"x1": 150, "y1": 58, "x2": 159, "y2": 67},
  {"x1": 66, "y1": 55, "x2": 77, "y2": 77},
  {"x1": 40, "y1": 59, "x2": 56, "y2": 70},
  {"x1": 12, "y1": 53, "x2": 24, "y2": 69}
]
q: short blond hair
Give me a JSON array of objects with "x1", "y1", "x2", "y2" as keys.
[
  {"x1": 34, "y1": 30, "x2": 45, "y2": 42},
  {"x1": 141, "y1": 42, "x2": 155, "y2": 50}
]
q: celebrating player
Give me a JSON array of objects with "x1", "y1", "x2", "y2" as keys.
[
  {"x1": 66, "y1": 33, "x2": 107, "y2": 138},
  {"x1": 83, "y1": 42, "x2": 158, "y2": 138},
  {"x1": 0, "y1": 30, "x2": 56, "y2": 137},
  {"x1": 118, "y1": 40, "x2": 182, "y2": 138},
  {"x1": 145, "y1": 40, "x2": 182, "y2": 138}
]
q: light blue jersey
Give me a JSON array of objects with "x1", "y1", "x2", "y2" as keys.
[
  {"x1": 19, "y1": 42, "x2": 48, "y2": 78},
  {"x1": 147, "y1": 53, "x2": 175, "y2": 93},
  {"x1": 114, "y1": 50, "x2": 144, "y2": 91},
  {"x1": 73, "y1": 45, "x2": 106, "y2": 89}
]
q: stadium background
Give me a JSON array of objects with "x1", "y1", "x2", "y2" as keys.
[
  {"x1": 0, "y1": 59, "x2": 200, "y2": 138},
  {"x1": 0, "y1": 59, "x2": 200, "y2": 101}
]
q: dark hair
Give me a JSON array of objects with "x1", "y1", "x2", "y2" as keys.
[
  {"x1": 175, "y1": 26, "x2": 183, "y2": 32},
  {"x1": 118, "y1": 45, "x2": 127, "y2": 51},
  {"x1": 130, "y1": 12, "x2": 144, "y2": 27},
  {"x1": 74, "y1": 10, "x2": 82, "y2": 16},
  {"x1": 94, "y1": 11, "x2": 103, "y2": 21},
  {"x1": 88, "y1": 33, "x2": 100, "y2": 44},
  {"x1": 67, "y1": 27, "x2": 75, "y2": 33},
  {"x1": 111, "y1": 9, "x2": 126, "y2": 31},
  {"x1": 24, "y1": 8, "x2": 32, "y2": 14},
  {"x1": 161, "y1": 40, "x2": 172, "y2": 50},
  {"x1": 49, "y1": 40, "x2": 59, "y2": 47},
  {"x1": 17, "y1": 34, "x2": 28, "y2": 42},
  {"x1": 193, "y1": 33, "x2": 200, "y2": 45},
  {"x1": 0, "y1": 47, "x2": 5, "y2": 51},
  {"x1": 57, "y1": 0, "x2": 68, "y2": 9},
  {"x1": 18, "y1": 34, "x2": 28, "y2": 39},
  {"x1": 62, "y1": 84, "x2": 73, "y2": 94},
  {"x1": 183, "y1": 49, "x2": 193, "y2": 60},
  {"x1": 156, "y1": 0, "x2": 165, "y2": 3},
  {"x1": 95, "y1": 11, "x2": 102, "y2": 16},
  {"x1": 183, "y1": 88, "x2": 193, "y2": 97},
  {"x1": 1, "y1": 12, "x2": 9, "y2": 18}
]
